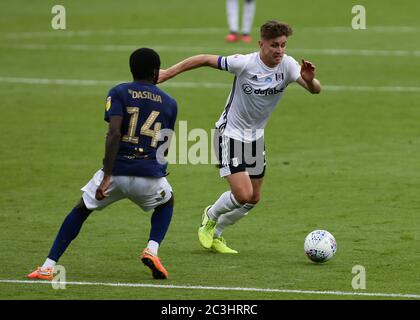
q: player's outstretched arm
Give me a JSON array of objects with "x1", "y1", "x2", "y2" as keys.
[
  {"x1": 158, "y1": 54, "x2": 219, "y2": 84},
  {"x1": 96, "y1": 115, "x2": 123, "y2": 200},
  {"x1": 297, "y1": 59, "x2": 321, "y2": 94}
]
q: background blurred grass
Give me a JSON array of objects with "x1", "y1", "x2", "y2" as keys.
[{"x1": 0, "y1": 0, "x2": 419, "y2": 299}]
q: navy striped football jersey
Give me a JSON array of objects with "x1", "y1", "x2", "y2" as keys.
[{"x1": 104, "y1": 81, "x2": 177, "y2": 177}]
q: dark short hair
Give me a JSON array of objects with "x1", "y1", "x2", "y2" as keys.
[
  {"x1": 129, "y1": 48, "x2": 161, "y2": 81},
  {"x1": 260, "y1": 21, "x2": 293, "y2": 40}
]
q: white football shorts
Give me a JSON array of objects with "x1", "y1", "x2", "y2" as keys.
[{"x1": 81, "y1": 169, "x2": 173, "y2": 212}]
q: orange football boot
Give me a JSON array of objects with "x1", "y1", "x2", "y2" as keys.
[
  {"x1": 225, "y1": 33, "x2": 239, "y2": 42},
  {"x1": 242, "y1": 34, "x2": 252, "y2": 43},
  {"x1": 140, "y1": 248, "x2": 168, "y2": 279},
  {"x1": 27, "y1": 267, "x2": 54, "y2": 280}
]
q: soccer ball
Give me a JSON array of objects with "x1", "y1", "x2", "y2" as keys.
[{"x1": 304, "y1": 230, "x2": 337, "y2": 263}]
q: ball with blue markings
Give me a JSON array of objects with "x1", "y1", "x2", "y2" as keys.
[{"x1": 304, "y1": 230, "x2": 337, "y2": 263}]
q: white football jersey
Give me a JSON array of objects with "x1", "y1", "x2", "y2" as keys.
[{"x1": 215, "y1": 52, "x2": 301, "y2": 142}]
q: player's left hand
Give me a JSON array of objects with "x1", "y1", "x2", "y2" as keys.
[
  {"x1": 300, "y1": 59, "x2": 316, "y2": 83},
  {"x1": 95, "y1": 175, "x2": 112, "y2": 200}
]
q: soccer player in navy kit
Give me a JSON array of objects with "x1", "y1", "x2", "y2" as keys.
[{"x1": 28, "y1": 48, "x2": 177, "y2": 280}]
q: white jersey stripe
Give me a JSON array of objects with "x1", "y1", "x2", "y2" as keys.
[{"x1": 222, "y1": 135, "x2": 230, "y2": 166}]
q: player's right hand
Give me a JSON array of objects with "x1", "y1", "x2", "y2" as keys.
[{"x1": 95, "y1": 175, "x2": 112, "y2": 200}]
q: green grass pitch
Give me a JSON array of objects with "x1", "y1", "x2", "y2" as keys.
[{"x1": 0, "y1": 0, "x2": 419, "y2": 300}]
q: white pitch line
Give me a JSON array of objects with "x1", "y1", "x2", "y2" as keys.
[
  {"x1": 1, "y1": 76, "x2": 420, "y2": 93},
  {"x1": 0, "y1": 76, "x2": 118, "y2": 86},
  {"x1": 323, "y1": 85, "x2": 420, "y2": 93},
  {"x1": 0, "y1": 279, "x2": 419, "y2": 299},
  {"x1": 3, "y1": 26, "x2": 420, "y2": 39},
  {"x1": 294, "y1": 48, "x2": 420, "y2": 57},
  {"x1": 308, "y1": 26, "x2": 420, "y2": 33},
  {"x1": 0, "y1": 76, "x2": 228, "y2": 89},
  {"x1": 2, "y1": 43, "x2": 420, "y2": 57},
  {"x1": 2, "y1": 28, "x2": 228, "y2": 39}
]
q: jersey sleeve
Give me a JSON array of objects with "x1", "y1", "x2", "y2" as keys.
[
  {"x1": 218, "y1": 54, "x2": 249, "y2": 75},
  {"x1": 286, "y1": 56, "x2": 302, "y2": 84},
  {"x1": 104, "y1": 87, "x2": 124, "y2": 122},
  {"x1": 168, "y1": 100, "x2": 178, "y2": 130}
]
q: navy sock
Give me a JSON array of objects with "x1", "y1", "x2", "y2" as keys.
[
  {"x1": 149, "y1": 197, "x2": 174, "y2": 244},
  {"x1": 47, "y1": 206, "x2": 92, "y2": 262}
]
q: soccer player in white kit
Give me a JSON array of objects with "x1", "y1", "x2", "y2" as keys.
[{"x1": 158, "y1": 21, "x2": 321, "y2": 253}]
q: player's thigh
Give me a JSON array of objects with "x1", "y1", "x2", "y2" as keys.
[
  {"x1": 81, "y1": 169, "x2": 125, "y2": 211},
  {"x1": 217, "y1": 133, "x2": 248, "y2": 177},
  {"x1": 250, "y1": 177, "x2": 263, "y2": 203},
  {"x1": 244, "y1": 136, "x2": 266, "y2": 178},
  {"x1": 116, "y1": 176, "x2": 173, "y2": 212},
  {"x1": 250, "y1": 177, "x2": 264, "y2": 193}
]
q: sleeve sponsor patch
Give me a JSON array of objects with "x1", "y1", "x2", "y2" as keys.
[{"x1": 105, "y1": 96, "x2": 111, "y2": 111}]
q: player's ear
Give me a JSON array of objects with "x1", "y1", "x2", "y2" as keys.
[
  {"x1": 153, "y1": 69, "x2": 159, "y2": 84},
  {"x1": 258, "y1": 40, "x2": 263, "y2": 49}
]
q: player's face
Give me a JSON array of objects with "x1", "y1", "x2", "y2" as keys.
[{"x1": 259, "y1": 36, "x2": 287, "y2": 67}]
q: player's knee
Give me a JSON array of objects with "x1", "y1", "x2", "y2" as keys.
[
  {"x1": 159, "y1": 192, "x2": 174, "y2": 208},
  {"x1": 75, "y1": 198, "x2": 93, "y2": 215},
  {"x1": 249, "y1": 192, "x2": 260, "y2": 204},
  {"x1": 233, "y1": 189, "x2": 254, "y2": 205},
  {"x1": 167, "y1": 193, "x2": 174, "y2": 207}
]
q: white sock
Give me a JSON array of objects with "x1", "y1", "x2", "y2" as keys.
[
  {"x1": 207, "y1": 191, "x2": 242, "y2": 221},
  {"x1": 226, "y1": 0, "x2": 239, "y2": 33},
  {"x1": 242, "y1": 0, "x2": 256, "y2": 35},
  {"x1": 147, "y1": 240, "x2": 159, "y2": 256},
  {"x1": 41, "y1": 258, "x2": 56, "y2": 269},
  {"x1": 215, "y1": 203, "x2": 255, "y2": 237}
]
